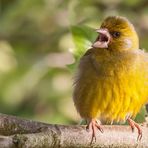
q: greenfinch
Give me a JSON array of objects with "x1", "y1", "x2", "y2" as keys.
[{"x1": 73, "y1": 16, "x2": 148, "y2": 141}]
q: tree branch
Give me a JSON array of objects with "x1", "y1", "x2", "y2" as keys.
[{"x1": 0, "y1": 113, "x2": 148, "y2": 148}]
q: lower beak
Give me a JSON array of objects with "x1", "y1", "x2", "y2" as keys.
[{"x1": 92, "y1": 28, "x2": 111, "y2": 49}]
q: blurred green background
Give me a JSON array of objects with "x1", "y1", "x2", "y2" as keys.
[{"x1": 0, "y1": 0, "x2": 147, "y2": 124}]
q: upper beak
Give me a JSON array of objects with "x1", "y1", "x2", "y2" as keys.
[{"x1": 92, "y1": 28, "x2": 111, "y2": 49}]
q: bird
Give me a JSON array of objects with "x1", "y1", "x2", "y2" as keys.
[{"x1": 73, "y1": 16, "x2": 148, "y2": 142}]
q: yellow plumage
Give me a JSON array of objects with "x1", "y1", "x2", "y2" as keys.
[{"x1": 73, "y1": 16, "x2": 148, "y2": 124}]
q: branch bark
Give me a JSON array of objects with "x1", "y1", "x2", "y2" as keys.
[{"x1": 0, "y1": 113, "x2": 148, "y2": 148}]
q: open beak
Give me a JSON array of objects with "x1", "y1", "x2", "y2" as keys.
[{"x1": 92, "y1": 28, "x2": 111, "y2": 49}]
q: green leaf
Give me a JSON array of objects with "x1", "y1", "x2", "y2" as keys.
[
  {"x1": 68, "y1": 25, "x2": 97, "y2": 72},
  {"x1": 67, "y1": 62, "x2": 78, "y2": 73},
  {"x1": 70, "y1": 25, "x2": 97, "y2": 60},
  {"x1": 134, "y1": 106, "x2": 147, "y2": 123}
]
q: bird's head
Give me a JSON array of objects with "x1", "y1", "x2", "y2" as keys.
[{"x1": 92, "y1": 16, "x2": 139, "y2": 51}]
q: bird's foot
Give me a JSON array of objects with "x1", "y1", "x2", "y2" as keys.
[
  {"x1": 127, "y1": 118, "x2": 142, "y2": 141},
  {"x1": 86, "y1": 119, "x2": 103, "y2": 143}
]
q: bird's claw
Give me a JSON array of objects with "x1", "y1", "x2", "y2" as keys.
[
  {"x1": 127, "y1": 118, "x2": 142, "y2": 141},
  {"x1": 86, "y1": 119, "x2": 103, "y2": 144},
  {"x1": 137, "y1": 132, "x2": 142, "y2": 141}
]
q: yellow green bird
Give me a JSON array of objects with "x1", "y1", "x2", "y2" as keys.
[{"x1": 73, "y1": 16, "x2": 148, "y2": 141}]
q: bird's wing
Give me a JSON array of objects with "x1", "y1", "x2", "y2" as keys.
[
  {"x1": 83, "y1": 48, "x2": 94, "y2": 56},
  {"x1": 82, "y1": 49, "x2": 101, "y2": 76}
]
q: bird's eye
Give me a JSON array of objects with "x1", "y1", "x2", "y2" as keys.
[{"x1": 112, "y1": 31, "x2": 121, "y2": 38}]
